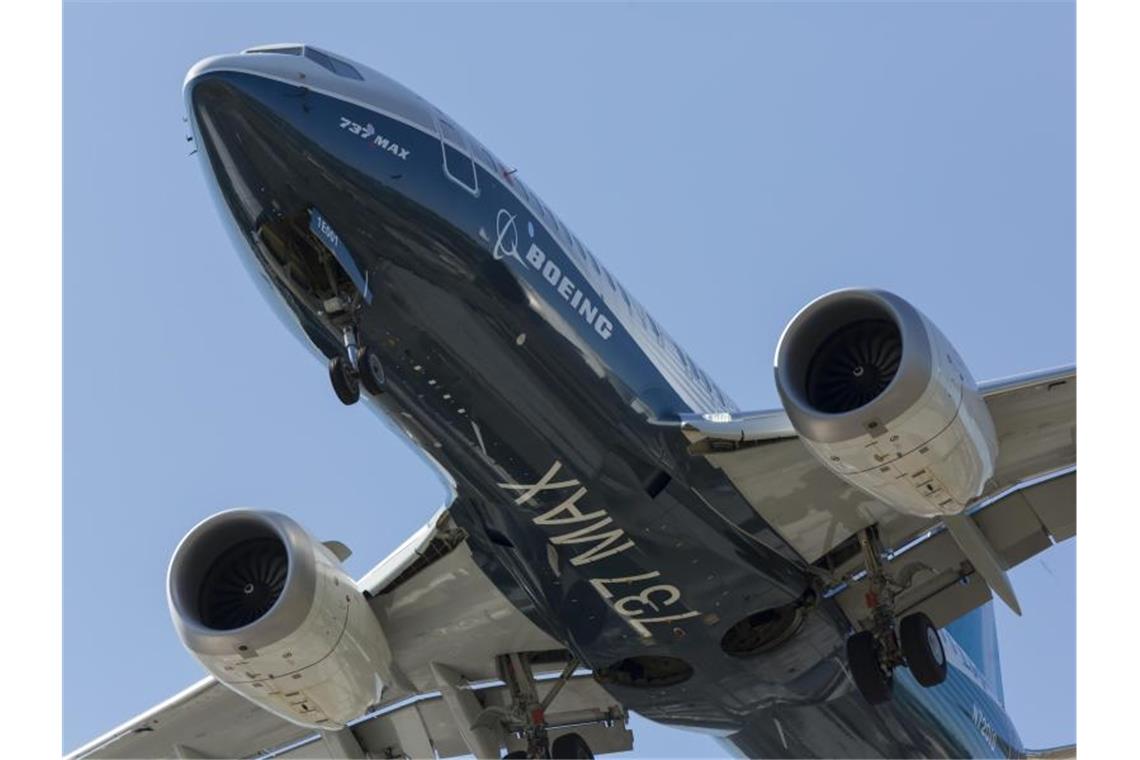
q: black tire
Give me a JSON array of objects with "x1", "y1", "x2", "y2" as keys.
[
  {"x1": 328, "y1": 355, "x2": 360, "y2": 405},
  {"x1": 357, "y1": 346, "x2": 386, "y2": 396},
  {"x1": 900, "y1": 612, "x2": 947, "y2": 687},
  {"x1": 502, "y1": 752, "x2": 528, "y2": 759},
  {"x1": 846, "y1": 631, "x2": 893, "y2": 705},
  {"x1": 550, "y1": 733, "x2": 594, "y2": 759}
]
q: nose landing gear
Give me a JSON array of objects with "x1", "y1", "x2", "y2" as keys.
[
  {"x1": 846, "y1": 528, "x2": 948, "y2": 705},
  {"x1": 357, "y1": 346, "x2": 386, "y2": 396},
  {"x1": 328, "y1": 355, "x2": 360, "y2": 406},
  {"x1": 328, "y1": 324, "x2": 386, "y2": 406}
]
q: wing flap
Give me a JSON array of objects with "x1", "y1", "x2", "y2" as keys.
[
  {"x1": 973, "y1": 485, "x2": 1056, "y2": 568},
  {"x1": 983, "y1": 366, "x2": 1075, "y2": 490},
  {"x1": 1020, "y1": 467, "x2": 1076, "y2": 541},
  {"x1": 265, "y1": 675, "x2": 633, "y2": 759}
]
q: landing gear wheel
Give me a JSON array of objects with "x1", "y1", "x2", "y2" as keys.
[
  {"x1": 900, "y1": 612, "x2": 947, "y2": 687},
  {"x1": 357, "y1": 346, "x2": 386, "y2": 396},
  {"x1": 328, "y1": 355, "x2": 360, "y2": 406},
  {"x1": 847, "y1": 630, "x2": 893, "y2": 705},
  {"x1": 550, "y1": 732, "x2": 594, "y2": 759}
]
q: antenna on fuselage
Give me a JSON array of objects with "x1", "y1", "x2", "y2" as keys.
[{"x1": 183, "y1": 116, "x2": 197, "y2": 156}]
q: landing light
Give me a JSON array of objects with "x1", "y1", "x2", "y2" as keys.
[{"x1": 702, "y1": 412, "x2": 733, "y2": 423}]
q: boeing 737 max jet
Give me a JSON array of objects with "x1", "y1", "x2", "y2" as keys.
[{"x1": 70, "y1": 46, "x2": 1076, "y2": 759}]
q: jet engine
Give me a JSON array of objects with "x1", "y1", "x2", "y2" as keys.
[
  {"x1": 774, "y1": 289, "x2": 998, "y2": 518},
  {"x1": 168, "y1": 509, "x2": 394, "y2": 729}
]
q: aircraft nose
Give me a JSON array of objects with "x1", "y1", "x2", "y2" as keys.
[
  {"x1": 183, "y1": 47, "x2": 306, "y2": 99},
  {"x1": 181, "y1": 50, "x2": 384, "y2": 361},
  {"x1": 184, "y1": 63, "x2": 283, "y2": 234},
  {"x1": 182, "y1": 48, "x2": 316, "y2": 142},
  {"x1": 182, "y1": 45, "x2": 342, "y2": 234},
  {"x1": 183, "y1": 53, "x2": 238, "y2": 96}
]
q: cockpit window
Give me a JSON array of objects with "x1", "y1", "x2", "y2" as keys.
[
  {"x1": 303, "y1": 47, "x2": 333, "y2": 70},
  {"x1": 304, "y1": 48, "x2": 364, "y2": 80},
  {"x1": 244, "y1": 45, "x2": 303, "y2": 56},
  {"x1": 327, "y1": 57, "x2": 364, "y2": 80}
]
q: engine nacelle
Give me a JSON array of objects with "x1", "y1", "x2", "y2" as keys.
[
  {"x1": 774, "y1": 289, "x2": 998, "y2": 518},
  {"x1": 168, "y1": 509, "x2": 393, "y2": 729}
]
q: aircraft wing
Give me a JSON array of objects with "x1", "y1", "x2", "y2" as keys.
[
  {"x1": 68, "y1": 509, "x2": 633, "y2": 760},
  {"x1": 69, "y1": 672, "x2": 630, "y2": 760},
  {"x1": 681, "y1": 366, "x2": 1075, "y2": 629}
]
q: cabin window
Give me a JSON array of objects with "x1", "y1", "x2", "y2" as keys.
[
  {"x1": 553, "y1": 215, "x2": 570, "y2": 243},
  {"x1": 473, "y1": 145, "x2": 497, "y2": 173},
  {"x1": 586, "y1": 250, "x2": 602, "y2": 276},
  {"x1": 604, "y1": 268, "x2": 617, "y2": 292},
  {"x1": 617, "y1": 284, "x2": 632, "y2": 310},
  {"x1": 567, "y1": 235, "x2": 585, "y2": 265}
]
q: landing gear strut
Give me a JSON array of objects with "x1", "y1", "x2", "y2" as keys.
[
  {"x1": 846, "y1": 528, "x2": 947, "y2": 705},
  {"x1": 495, "y1": 653, "x2": 595, "y2": 759},
  {"x1": 328, "y1": 324, "x2": 385, "y2": 405}
]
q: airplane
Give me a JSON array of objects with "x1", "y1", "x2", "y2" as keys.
[{"x1": 69, "y1": 44, "x2": 1076, "y2": 759}]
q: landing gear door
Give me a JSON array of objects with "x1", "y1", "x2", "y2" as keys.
[
  {"x1": 434, "y1": 112, "x2": 480, "y2": 196},
  {"x1": 307, "y1": 207, "x2": 372, "y2": 305}
]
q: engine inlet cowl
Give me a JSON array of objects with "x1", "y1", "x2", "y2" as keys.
[
  {"x1": 168, "y1": 509, "x2": 394, "y2": 729},
  {"x1": 774, "y1": 289, "x2": 999, "y2": 518}
]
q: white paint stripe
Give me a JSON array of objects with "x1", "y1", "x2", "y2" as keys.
[
  {"x1": 471, "y1": 420, "x2": 487, "y2": 456},
  {"x1": 774, "y1": 717, "x2": 788, "y2": 750}
]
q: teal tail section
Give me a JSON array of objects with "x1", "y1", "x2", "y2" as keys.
[{"x1": 945, "y1": 602, "x2": 1005, "y2": 705}]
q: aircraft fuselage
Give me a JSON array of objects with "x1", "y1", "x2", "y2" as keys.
[{"x1": 185, "y1": 50, "x2": 1022, "y2": 758}]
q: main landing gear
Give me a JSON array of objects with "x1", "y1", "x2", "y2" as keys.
[
  {"x1": 846, "y1": 528, "x2": 947, "y2": 705},
  {"x1": 495, "y1": 653, "x2": 597, "y2": 759},
  {"x1": 328, "y1": 324, "x2": 386, "y2": 406}
]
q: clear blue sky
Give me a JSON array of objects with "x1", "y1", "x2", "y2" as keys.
[{"x1": 63, "y1": 2, "x2": 1074, "y2": 755}]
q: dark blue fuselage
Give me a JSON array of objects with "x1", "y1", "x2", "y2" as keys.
[{"x1": 187, "y1": 64, "x2": 1023, "y2": 758}]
